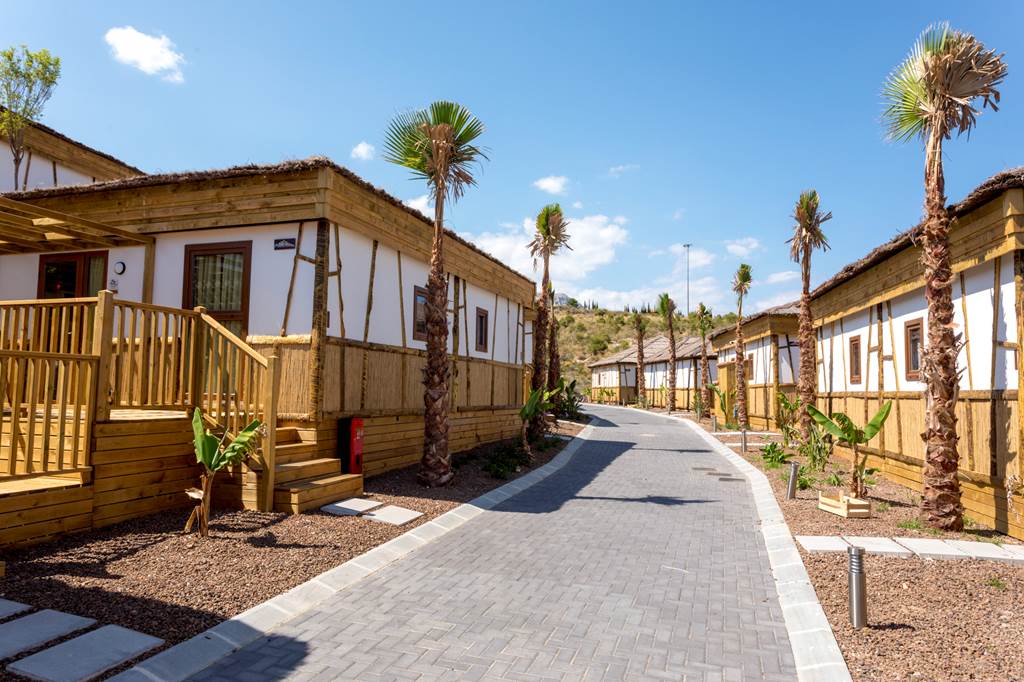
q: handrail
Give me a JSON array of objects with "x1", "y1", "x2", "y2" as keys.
[
  {"x1": 199, "y1": 313, "x2": 268, "y2": 367},
  {"x1": 0, "y1": 296, "x2": 99, "y2": 306}
]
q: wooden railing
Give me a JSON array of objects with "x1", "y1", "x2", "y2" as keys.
[
  {"x1": 0, "y1": 349, "x2": 98, "y2": 477},
  {"x1": 0, "y1": 292, "x2": 281, "y2": 510}
]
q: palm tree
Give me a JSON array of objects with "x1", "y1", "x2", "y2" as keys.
[
  {"x1": 788, "y1": 190, "x2": 831, "y2": 438},
  {"x1": 547, "y1": 284, "x2": 561, "y2": 390},
  {"x1": 632, "y1": 312, "x2": 648, "y2": 406},
  {"x1": 528, "y1": 204, "x2": 570, "y2": 440},
  {"x1": 657, "y1": 293, "x2": 678, "y2": 412},
  {"x1": 883, "y1": 24, "x2": 1006, "y2": 530},
  {"x1": 695, "y1": 303, "x2": 713, "y2": 419},
  {"x1": 384, "y1": 101, "x2": 487, "y2": 487},
  {"x1": 732, "y1": 264, "x2": 752, "y2": 429}
]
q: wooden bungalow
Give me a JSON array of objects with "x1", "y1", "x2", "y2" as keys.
[
  {"x1": 587, "y1": 336, "x2": 667, "y2": 404},
  {"x1": 0, "y1": 152, "x2": 535, "y2": 547},
  {"x1": 710, "y1": 303, "x2": 800, "y2": 430},
  {"x1": 811, "y1": 168, "x2": 1024, "y2": 540},
  {"x1": 643, "y1": 336, "x2": 718, "y2": 411}
]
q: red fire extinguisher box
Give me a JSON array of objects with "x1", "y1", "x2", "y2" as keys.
[{"x1": 338, "y1": 417, "x2": 364, "y2": 474}]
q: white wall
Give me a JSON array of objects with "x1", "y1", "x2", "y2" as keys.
[
  {"x1": 0, "y1": 143, "x2": 93, "y2": 192},
  {"x1": 816, "y1": 253, "x2": 1016, "y2": 394},
  {"x1": 0, "y1": 245, "x2": 145, "y2": 300}
]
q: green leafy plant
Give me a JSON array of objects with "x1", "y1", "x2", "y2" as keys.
[
  {"x1": 782, "y1": 465, "x2": 815, "y2": 490},
  {"x1": 552, "y1": 377, "x2": 583, "y2": 420},
  {"x1": 693, "y1": 391, "x2": 704, "y2": 420},
  {"x1": 0, "y1": 45, "x2": 62, "y2": 190},
  {"x1": 876, "y1": 501, "x2": 890, "y2": 513},
  {"x1": 986, "y1": 577, "x2": 1007, "y2": 591},
  {"x1": 709, "y1": 383, "x2": 731, "y2": 416},
  {"x1": 826, "y1": 472, "x2": 843, "y2": 487},
  {"x1": 806, "y1": 402, "x2": 892, "y2": 498},
  {"x1": 760, "y1": 442, "x2": 792, "y2": 469},
  {"x1": 799, "y1": 421, "x2": 833, "y2": 472},
  {"x1": 898, "y1": 518, "x2": 923, "y2": 530},
  {"x1": 776, "y1": 393, "x2": 803, "y2": 449},
  {"x1": 482, "y1": 441, "x2": 530, "y2": 479},
  {"x1": 519, "y1": 386, "x2": 559, "y2": 462},
  {"x1": 185, "y1": 408, "x2": 263, "y2": 537}
]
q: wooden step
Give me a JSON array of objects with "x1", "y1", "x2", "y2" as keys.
[
  {"x1": 273, "y1": 473, "x2": 363, "y2": 514},
  {"x1": 274, "y1": 458, "x2": 341, "y2": 484},
  {"x1": 274, "y1": 441, "x2": 320, "y2": 464},
  {"x1": 275, "y1": 427, "x2": 302, "y2": 445}
]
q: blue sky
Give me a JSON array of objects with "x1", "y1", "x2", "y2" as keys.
[{"x1": 5, "y1": 2, "x2": 1022, "y2": 314}]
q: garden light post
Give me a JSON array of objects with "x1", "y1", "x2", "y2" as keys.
[
  {"x1": 848, "y1": 546, "x2": 867, "y2": 629},
  {"x1": 786, "y1": 461, "x2": 799, "y2": 500},
  {"x1": 741, "y1": 428, "x2": 747, "y2": 454},
  {"x1": 711, "y1": 414, "x2": 718, "y2": 432}
]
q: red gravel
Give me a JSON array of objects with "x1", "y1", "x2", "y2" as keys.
[{"x1": 0, "y1": 424, "x2": 584, "y2": 653}]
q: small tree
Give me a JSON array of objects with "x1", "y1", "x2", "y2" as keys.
[
  {"x1": 695, "y1": 303, "x2": 713, "y2": 419},
  {"x1": 0, "y1": 46, "x2": 61, "y2": 191},
  {"x1": 185, "y1": 409, "x2": 262, "y2": 538},
  {"x1": 632, "y1": 312, "x2": 648, "y2": 406},
  {"x1": 657, "y1": 293, "x2": 678, "y2": 412},
  {"x1": 731, "y1": 264, "x2": 753, "y2": 429},
  {"x1": 806, "y1": 402, "x2": 892, "y2": 498}
]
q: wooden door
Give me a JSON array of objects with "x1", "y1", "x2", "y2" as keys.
[
  {"x1": 183, "y1": 241, "x2": 252, "y2": 338},
  {"x1": 37, "y1": 251, "x2": 108, "y2": 298}
]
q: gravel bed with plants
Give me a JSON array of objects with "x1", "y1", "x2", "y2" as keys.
[{"x1": 0, "y1": 421, "x2": 586, "y2": 658}]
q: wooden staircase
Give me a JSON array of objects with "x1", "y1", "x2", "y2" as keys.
[{"x1": 246, "y1": 426, "x2": 362, "y2": 514}]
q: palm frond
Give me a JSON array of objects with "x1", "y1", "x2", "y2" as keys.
[
  {"x1": 657, "y1": 293, "x2": 675, "y2": 320},
  {"x1": 732, "y1": 263, "x2": 752, "y2": 298},
  {"x1": 695, "y1": 302, "x2": 713, "y2": 337},
  {"x1": 787, "y1": 189, "x2": 831, "y2": 262},
  {"x1": 530, "y1": 203, "x2": 572, "y2": 268}
]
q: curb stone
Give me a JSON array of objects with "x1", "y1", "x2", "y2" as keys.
[
  {"x1": 109, "y1": 424, "x2": 596, "y2": 682},
  {"x1": 593, "y1": 404, "x2": 852, "y2": 682}
]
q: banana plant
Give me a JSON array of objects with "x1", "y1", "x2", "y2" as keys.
[
  {"x1": 185, "y1": 408, "x2": 263, "y2": 537},
  {"x1": 806, "y1": 402, "x2": 891, "y2": 498},
  {"x1": 708, "y1": 383, "x2": 732, "y2": 418},
  {"x1": 519, "y1": 386, "x2": 559, "y2": 462},
  {"x1": 776, "y1": 392, "x2": 803, "y2": 449}
]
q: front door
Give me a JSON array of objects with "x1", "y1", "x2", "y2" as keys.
[
  {"x1": 37, "y1": 251, "x2": 108, "y2": 299},
  {"x1": 182, "y1": 241, "x2": 252, "y2": 338}
]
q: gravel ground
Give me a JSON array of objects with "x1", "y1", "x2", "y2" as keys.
[{"x1": 0, "y1": 421, "x2": 585, "y2": 655}]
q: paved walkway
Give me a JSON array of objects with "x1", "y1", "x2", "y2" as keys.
[{"x1": 192, "y1": 406, "x2": 797, "y2": 681}]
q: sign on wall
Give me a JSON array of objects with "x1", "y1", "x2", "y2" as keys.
[{"x1": 274, "y1": 238, "x2": 297, "y2": 251}]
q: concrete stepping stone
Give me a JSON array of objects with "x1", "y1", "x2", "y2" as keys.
[
  {"x1": 842, "y1": 536, "x2": 913, "y2": 558},
  {"x1": 0, "y1": 610, "x2": 95, "y2": 660},
  {"x1": 892, "y1": 537, "x2": 968, "y2": 560},
  {"x1": 320, "y1": 498, "x2": 382, "y2": 516},
  {"x1": 364, "y1": 505, "x2": 423, "y2": 526},
  {"x1": 795, "y1": 536, "x2": 850, "y2": 554},
  {"x1": 8, "y1": 624, "x2": 163, "y2": 682},
  {"x1": 0, "y1": 598, "x2": 30, "y2": 620},
  {"x1": 946, "y1": 540, "x2": 1024, "y2": 563}
]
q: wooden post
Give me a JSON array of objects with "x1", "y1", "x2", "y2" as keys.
[
  {"x1": 141, "y1": 241, "x2": 156, "y2": 304},
  {"x1": 990, "y1": 256, "x2": 1003, "y2": 477},
  {"x1": 190, "y1": 306, "x2": 208, "y2": 411},
  {"x1": 261, "y1": 354, "x2": 280, "y2": 512},
  {"x1": 308, "y1": 219, "x2": 329, "y2": 422},
  {"x1": 1015, "y1": 250, "x2": 1024, "y2": 483},
  {"x1": 91, "y1": 290, "x2": 115, "y2": 422},
  {"x1": 771, "y1": 334, "x2": 780, "y2": 430}
]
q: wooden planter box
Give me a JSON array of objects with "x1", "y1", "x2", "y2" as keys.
[{"x1": 818, "y1": 492, "x2": 872, "y2": 519}]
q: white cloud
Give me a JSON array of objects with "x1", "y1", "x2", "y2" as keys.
[
  {"x1": 672, "y1": 209, "x2": 685, "y2": 221},
  {"x1": 765, "y1": 270, "x2": 799, "y2": 285},
  {"x1": 533, "y1": 175, "x2": 568, "y2": 195},
  {"x1": 461, "y1": 213, "x2": 629, "y2": 289},
  {"x1": 571, "y1": 276, "x2": 724, "y2": 312},
  {"x1": 725, "y1": 237, "x2": 761, "y2": 258},
  {"x1": 667, "y1": 243, "x2": 715, "y2": 271},
  {"x1": 104, "y1": 26, "x2": 185, "y2": 83},
  {"x1": 572, "y1": 201, "x2": 583, "y2": 209},
  {"x1": 753, "y1": 290, "x2": 800, "y2": 312},
  {"x1": 350, "y1": 141, "x2": 375, "y2": 161},
  {"x1": 405, "y1": 195, "x2": 430, "y2": 215},
  {"x1": 607, "y1": 164, "x2": 639, "y2": 178}
]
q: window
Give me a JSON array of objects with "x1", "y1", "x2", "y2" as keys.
[
  {"x1": 38, "y1": 251, "x2": 108, "y2": 298},
  {"x1": 183, "y1": 241, "x2": 251, "y2": 337},
  {"x1": 849, "y1": 336, "x2": 862, "y2": 384},
  {"x1": 905, "y1": 319, "x2": 923, "y2": 381},
  {"x1": 412, "y1": 286, "x2": 429, "y2": 342},
  {"x1": 475, "y1": 307, "x2": 489, "y2": 352}
]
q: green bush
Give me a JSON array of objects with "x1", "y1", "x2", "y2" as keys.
[
  {"x1": 483, "y1": 442, "x2": 531, "y2": 479},
  {"x1": 760, "y1": 442, "x2": 792, "y2": 469}
]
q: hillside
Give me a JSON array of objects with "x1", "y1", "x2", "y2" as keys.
[{"x1": 551, "y1": 305, "x2": 737, "y2": 391}]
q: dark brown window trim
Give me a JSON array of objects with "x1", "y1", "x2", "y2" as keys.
[
  {"x1": 849, "y1": 336, "x2": 862, "y2": 384},
  {"x1": 412, "y1": 285, "x2": 429, "y2": 342},
  {"x1": 182, "y1": 241, "x2": 252, "y2": 337},
  {"x1": 37, "y1": 250, "x2": 109, "y2": 298},
  {"x1": 475, "y1": 306, "x2": 489, "y2": 353},
  {"x1": 904, "y1": 318, "x2": 923, "y2": 382}
]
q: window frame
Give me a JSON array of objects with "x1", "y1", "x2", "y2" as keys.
[
  {"x1": 182, "y1": 241, "x2": 252, "y2": 337},
  {"x1": 37, "y1": 250, "x2": 109, "y2": 299},
  {"x1": 412, "y1": 286, "x2": 429, "y2": 342},
  {"x1": 475, "y1": 306, "x2": 489, "y2": 353},
  {"x1": 904, "y1": 318, "x2": 924, "y2": 381},
  {"x1": 849, "y1": 336, "x2": 862, "y2": 384}
]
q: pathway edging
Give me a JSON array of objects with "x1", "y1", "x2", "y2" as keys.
[
  {"x1": 599, "y1": 404, "x2": 852, "y2": 682},
  {"x1": 110, "y1": 425, "x2": 596, "y2": 682}
]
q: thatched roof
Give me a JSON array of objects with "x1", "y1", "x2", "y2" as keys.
[
  {"x1": 0, "y1": 107, "x2": 144, "y2": 176},
  {"x1": 5, "y1": 156, "x2": 533, "y2": 285},
  {"x1": 709, "y1": 301, "x2": 799, "y2": 340},
  {"x1": 812, "y1": 166, "x2": 1024, "y2": 300},
  {"x1": 587, "y1": 334, "x2": 715, "y2": 368},
  {"x1": 645, "y1": 335, "x2": 716, "y2": 363}
]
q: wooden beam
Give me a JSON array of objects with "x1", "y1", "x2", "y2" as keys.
[
  {"x1": 141, "y1": 240, "x2": 156, "y2": 303},
  {"x1": 0, "y1": 197, "x2": 152, "y2": 244},
  {"x1": 307, "y1": 219, "x2": 329, "y2": 421},
  {"x1": 1015, "y1": 250, "x2": 1024, "y2": 483}
]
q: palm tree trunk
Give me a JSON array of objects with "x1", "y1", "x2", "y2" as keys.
[
  {"x1": 547, "y1": 306, "x2": 560, "y2": 390},
  {"x1": 735, "y1": 303, "x2": 749, "y2": 429},
  {"x1": 528, "y1": 262, "x2": 549, "y2": 442},
  {"x1": 798, "y1": 245, "x2": 817, "y2": 439},
  {"x1": 419, "y1": 192, "x2": 453, "y2": 487},
  {"x1": 666, "y1": 319, "x2": 677, "y2": 412},
  {"x1": 920, "y1": 131, "x2": 963, "y2": 530},
  {"x1": 636, "y1": 329, "x2": 646, "y2": 406},
  {"x1": 700, "y1": 337, "x2": 711, "y2": 419}
]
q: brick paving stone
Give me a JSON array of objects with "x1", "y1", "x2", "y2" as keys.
[{"x1": 190, "y1": 406, "x2": 797, "y2": 681}]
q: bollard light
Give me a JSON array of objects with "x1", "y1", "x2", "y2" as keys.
[
  {"x1": 741, "y1": 428, "x2": 748, "y2": 454},
  {"x1": 786, "y1": 461, "x2": 799, "y2": 500},
  {"x1": 711, "y1": 415, "x2": 718, "y2": 432},
  {"x1": 848, "y1": 546, "x2": 867, "y2": 629}
]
